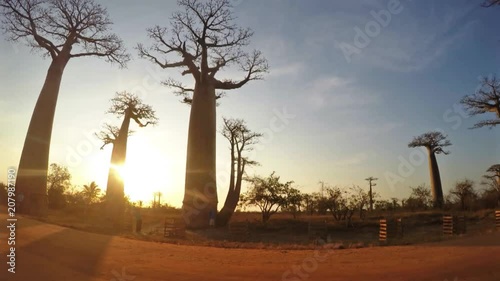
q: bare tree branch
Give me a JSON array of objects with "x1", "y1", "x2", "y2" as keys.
[
  {"x1": 95, "y1": 123, "x2": 133, "y2": 150},
  {"x1": 107, "y1": 91, "x2": 159, "y2": 126},
  {"x1": 138, "y1": 0, "x2": 268, "y2": 95},
  {"x1": 460, "y1": 76, "x2": 500, "y2": 129},
  {"x1": 408, "y1": 131, "x2": 452, "y2": 155},
  {"x1": 1, "y1": 0, "x2": 130, "y2": 66}
]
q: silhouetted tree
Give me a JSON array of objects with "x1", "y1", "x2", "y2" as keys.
[
  {"x1": 1, "y1": 0, "x2": 129, "y2": 216},
  {"x1": 282, "y1": 187, "x2": 303, "y2": 219},
  {"x1": 98, "y1": 92, "x2": 157, "y2": 223},
  {"x1": 47, "y1": 163, "x2": 71, "y2": 209},
  {"x1": 481, "y1": 164, "x2": 500, "y2": 207},
  {"x1": 482, "y1": 0, "x2": 500, "y2": 7},
  {"x1": 324, "y1": 186, "x2": 348, "y2": 221},
  {"x1": 408, "y1": 131, "x2": 451, "y2": 208},
  {"x1": 0, "y1": 182, "x2": 7, "y2": 206},
  {"x1": 82, "y1": 181, "x2": 101, "y2": 205},
  {"x1": 449, "y1": 179, "x2": 477, "y2": 211},
  {"x1": 460, "y1": 76, "x2": 500, "y2": 129},
  {"x1": 217, "y1": 118, "x2": 261, "y2": 227},
  {"x1": 138, "y1": 0, "x2": 268, "y2": 228},
  {"x1": 406, "y1": 184, "x2": 432, "y2": 210},
  {"x1": 240, "y1": 172, "x2": 292, "y2": 223}
]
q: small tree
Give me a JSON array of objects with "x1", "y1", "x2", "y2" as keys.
[
  {"x1": 1, "y1": 0, "x2": 129, "y2": 216},
  {"x1": 460, "y1": 76, "x2": 500, "y2": 129},
  {"x1": 481, "y1": 164, "x2": 500, "y2": 207},
  {"x1": 283, "y1": 187, "x2": 303, "y2": 219},
  {"x1": 47, "y1": 163, "x2": 71, "y2": 209},
  {"x1": 0, "y1": 182, "x2": 7, "y2": 206},
  {"x1": 82, "y1": 181, "x2": 101, "y2": 205},
  {"x1": 324, "y1": 186, "x2": 348, "y2": 221},
  {"x1": 407, "y1": 184, "x2": 432, "y2": 210},
  {"x1": 449, "y1": 179, "x2": 477, "y2": 211},
  {"x1": 302, "y1": 193, "x2": 315, "y2": 216},
  {"x1": 408, "y1": 131, "x2": 451, "y2": 208},
  {"x1": 240, "y1": 172, "x2": 292, "y2": 223},
  {"x1": 217, "y1": 117, "x2": 261, "y2": 226}
]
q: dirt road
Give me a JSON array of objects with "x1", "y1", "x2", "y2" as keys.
[{"x1": 0, "y1": 213, "x2": 499, "y2": 281}]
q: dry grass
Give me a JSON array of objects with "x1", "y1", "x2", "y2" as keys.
[{"x1": 36, "y1": 207, "x2": 500, "y2": 250}]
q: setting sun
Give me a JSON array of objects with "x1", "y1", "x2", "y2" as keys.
[{"x1": 88, "y1": 135, "x2": 174, "y2": 206}]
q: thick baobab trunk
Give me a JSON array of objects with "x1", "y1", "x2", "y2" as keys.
[
  {"x1": 106, "y1": 111, "x2": 131, "y2": 225},
  {"x1": 427, "y1": 148, "x2": 444, "y2": 208},
  {"x1": 16, "y1": 58, "x2": 68, "y2": 217},
  {"x1": 182, "y1": 81, "x2": 218, "y2": 229}
]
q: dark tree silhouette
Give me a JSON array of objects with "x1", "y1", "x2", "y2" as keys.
[
  {"x1": 482, "y1": 164, "x2": 500, "y2": 206},
  {"x1": 460, "y1": 76, "x2": 500, "y2": 129},
  {"x1": 46, "y1": 163, "x2": 71, "y2": 209},
  {"x1": 1, "y1": 0, "x2": 129, "y2": 216},
  {"x1": 240, "y1": 172, "x2": 292, "y2": 223},
  {"x1": 449, "y1": 179, "x2": 476, "y2": 211},
  {"x1": 97, "y1": 92, "x2": 157, "y2": 224},
  {"x1": 216, "y1": 117, "x2": 261, "y2": 227},
  {"x1": 137, "y1": 0, "x2": 268, "y2": 228},
  {"x1": 408, "y1": 131, "x2": 451, "y2": 208},
  {"x1": 482, "y1": 0, "x2": 500, "y2": 7}
]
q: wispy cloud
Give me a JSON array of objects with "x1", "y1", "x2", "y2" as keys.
[
  {"x1": 268, "y1": 62, "x2": 303, "y2": 78},
  {"x1": 331, "y1": 152, "x2": 375, "y2": 166},
  {"x1": 306, "y1": 76, "x2": 379, "y2": 109},
  {"x1": 299, "y1": 1, "x2": 478, "y2": 72}
]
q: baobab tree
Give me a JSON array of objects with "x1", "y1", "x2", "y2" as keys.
[
  {"x1": 408, "y1": 131, "x2": 452, "y2": 208},
  {"x1": 97, "y1": 92, "x2": 158, "y2": 223},
  {"x1": 460, "y1": 76, "x2": 500, "y2": 129},
  {"x1": 216, "y1": 117, "x2": 261, "y2": 227},
  {"x1": 137, "y1": 0, "x2": 268, "y2": 228},
  {"x1": 1, "y1": 0, "x2": 129, "y2": 216}
]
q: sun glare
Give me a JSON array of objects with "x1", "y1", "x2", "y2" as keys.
[
  {"x1": 89, "y1": 135, "x2": 174, "y2": 205},
  {"x1": 121, "y1": 136, "x2": 173, "y2": 204}
]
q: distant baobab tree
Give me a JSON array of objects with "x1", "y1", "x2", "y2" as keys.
[
  {"x1": 97, "y1": 92, "x2": 158, "y2": 224},
  {"x1": 137, "y1": 0, "x2": 268, "y2": 228},
  {"x1": 460, "y1": 76, "x2": 500, "y2": 129},
  {"x1": 216, "y1": 118, "x2": 261, "y2": 227},
  {"x1": 408, "y1": 131, "x2": 451, "y2": 208},
  {"x1": 0, "y1": 0, "x2": 129, "y2": 216}
]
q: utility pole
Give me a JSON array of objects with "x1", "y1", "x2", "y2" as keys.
[
  {"x1": 365, "y1": 177, "x2": 378, "y2": 212},
  {"x1": 318, "y1": 181, "x2": 325, "y2": 198}
]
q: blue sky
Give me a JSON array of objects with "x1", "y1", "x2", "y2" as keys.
[{"x1": 1, "y1": 0, "x2": 499, "y2": 207}]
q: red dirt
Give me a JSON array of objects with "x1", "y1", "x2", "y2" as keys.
[{"x1": 0, "y1": 212, "x2": 499, "y2": 281}]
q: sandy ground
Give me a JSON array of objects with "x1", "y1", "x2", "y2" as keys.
[{"x1": 0, "y1": 212, "x2": 499, "y2": 281}]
